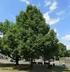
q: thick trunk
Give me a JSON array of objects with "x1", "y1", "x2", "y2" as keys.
[
  {"x1": 43, "y1": 57, "x2": 46, "y2": 65},
  {"x1": 30, "y1": 58, "x2": 33, "y2": 67},
  {"x1": 15, "y1": 57, "x2": 19, "y2": 65},
  {"x1": 47, "y1": 60, "x2": 52, "y2": 68}
]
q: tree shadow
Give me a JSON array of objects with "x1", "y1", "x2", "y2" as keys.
[
  {"x1": 0, "y1": 63, "x2": 15, "y2": 67},
  {"x1": 28, "y1": 65, "x2": 69, "y2": 72},
  {"x1": 0, "y1": 63, "x2": 30, "y2": 71},
  {"x1": 52, "y1": 65, "x2": 70, "y2": 72},
  {"x1": 13, "y1": 64, "x2": 31, "y2": 71},
  {"x1": 0, "y1": 63, "x2": 70, "y2": 72}
]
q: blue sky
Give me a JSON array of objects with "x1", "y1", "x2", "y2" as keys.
[{"x1": 0, "y1": 0, "x2": 70, "y2": 49}]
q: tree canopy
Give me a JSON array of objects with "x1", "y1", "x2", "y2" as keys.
[{"x1": 0, "y1": 5, "x2": 67, "y2": 65}]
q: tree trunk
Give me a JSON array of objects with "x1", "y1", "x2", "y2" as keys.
[
  {"x1": 30, "y1": 58, "x2": 33, "y2": 67},
  {"x1": 15, "y1": 57, "x2": 19, "y2": 65},
  {"x1": 47, "y1": 60, "x2": 52, "y2": 68}
]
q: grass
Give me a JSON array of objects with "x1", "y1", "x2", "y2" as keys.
[
  {"x1": 0, "y1": 63, "x2": 29, "y2": 72},
  {"x1": 0, "y1": 63, "x2": 70, "y2": 72}
]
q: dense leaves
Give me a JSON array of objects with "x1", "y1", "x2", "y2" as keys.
[{"x1": 0, "y1": 5, "x2": 67, "y2": 65}]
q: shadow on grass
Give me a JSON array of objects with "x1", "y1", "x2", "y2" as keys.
[
  {"x1": 29, "y1": 65, "x2": 70, "y2": 72},
  {"x1": 0, "y1": 63, "x2": 30, "y2": 71},
  {"x1": 52, "y1": 66, "x2": 70, "y2": 72},
  {"x1": 0, "y1": 63, "x2": 70, "y2": 72},
  {"x1": 0, "y1": 63, "x2": 15, "y2": 67}
]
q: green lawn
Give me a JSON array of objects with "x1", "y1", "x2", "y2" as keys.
[{"x1": 0, "y1": 63, "x2": 70, "y2": 72}]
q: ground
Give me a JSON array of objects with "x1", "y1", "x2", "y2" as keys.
[
  {"x1": 0, "y1": 63, "x2": 69, "y2": 72},
  {"x1": 0, "y1": 59, "x2": 70, "y2": 72}
]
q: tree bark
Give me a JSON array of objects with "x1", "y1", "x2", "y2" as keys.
[
  {"x1": 15, "y1": 56, "x2": 19, "y2": 65},
  {"x1": 30, "y1": 58, "x2": 33, "y2": 67}
]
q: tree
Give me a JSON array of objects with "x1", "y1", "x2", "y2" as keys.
[
  {"x1": 0, "y1": 5, "x2": 66, "y2": 66},
  {"x1": 2, "y1": 24, "x2": 21, "y2": 65},
  {"x1": 0, "y1": 21, "x2": 21, "y2": 65},
  {"x1": 16, "y1": 5, "x2": 50, "y2": 65},
  {"x1": 0, "y1": 20, "x2": 14, "y2": 34},
  {"x1": 55, "y1": 42, "x2": 66, "y2": 60},
  {"x1": 16, "y1": 5, "x2": 61, "y2": 66},
  {"x1": 39, "y1": 30, "x2": 59, "y2": 63},
  {"x1": 65, "y1": 50, "x2": 70, "y2": 57}
]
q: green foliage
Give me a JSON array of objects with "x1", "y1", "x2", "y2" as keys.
[
  {"x1": 0, "y1": 5, "x2": 67, "y2": 65},
  {"x1": 64, "y1": 50, "x2": 70, "y2": 57},
  {"x1": 56, "y1": 43, "x2": 66, "y2": 58}
]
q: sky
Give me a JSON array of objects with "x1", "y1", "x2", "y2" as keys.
[{"x1": 0, "y1": 0, "x2": 70, "y2": 49}]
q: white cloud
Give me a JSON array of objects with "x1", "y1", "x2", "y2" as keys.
[
  {"x1": 62, "y1": 34, "x2": 70, "y2": 41},
  {"x1": 54, "y1": 28, "x2": 59, "y2": 37},
  {"x1": 56, "y1": 10, "x2": 65, "y2": 16},
  {"x1": 44, "y1": 0, "x2": 51, "y2": 6},
  {"x1": 0, "y1": 35, "x2": 3, "y2": 38},
  {"x1": 61, "y1": 34, "x2": 70, "y2": 50},
  {"x1": 49, "y1": 1, "x2": 58, "y2": 12},
  {"x1": 48, "y1": 18, "x2": 60, "y2": 25},
  {"x1": 0, "y1": 32, "x2": 3, "y2": 38},
  {"x1": 43, "y1": 12, "x2": 60, "y2": 25},
  {"x1": 44, "y1": 0, "x2": 58, "y2": 12},
  {"x1": 54, "y1": 28, "x2": 57, "y2": 32},
  {"x1": 67, "y1": 45, "x2": 70, "y2": 50},
  {"x1": 20, "y1": 0, "x2": 30, "y2": 5},
  {"x1": 44, "y1": 0, "x2": 60, "y2": 25}
]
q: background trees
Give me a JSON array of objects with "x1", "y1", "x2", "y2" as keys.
[
  {"x1": 0, "y1": 22, "x2": 21, "y2": 65},
  {"x1": 65, "y1": 50, "x2": 70, "y2": 57}
]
